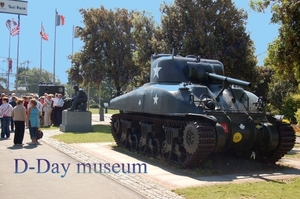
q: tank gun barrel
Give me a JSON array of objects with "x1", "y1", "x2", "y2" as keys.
[{"x1": 207, "y1": 73, "x2": 251, "y2": 87}]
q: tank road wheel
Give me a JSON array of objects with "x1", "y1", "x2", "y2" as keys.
[
  {"x1": 150, "y1": 138, "x2": 163, "y2": 157},
  {"x1": 120, "y1": 133, "x2": 130, "y2": 148},
  {"x1": 161, "y1": 140, "x2": 172, "y2": 161},
  {"x1": 110, "y1": 116, "x2": 122, "y2": 146},
  {"x1": 129, "y1": 134, "x2": 139, "y2": 151},
  {"x1": 139, "y1": 139, "x2": 149, "y2": 154},
  {"x1": 176, "y1": 144, "x2": 187, "y2": 164},
  {"x1": 181, "y1": 121, "x2": 216, "y2": 168},
  {"x1": 183, "y1": 123, "x2": 199, "y2": 154}
]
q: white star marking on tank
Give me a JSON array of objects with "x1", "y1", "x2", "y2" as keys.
[
  {"x1": 153, "y1": 94, "x2": 159, "y2": 105},
  {"x1": 153, "y1": 63, "x2": 162, "y2": 78},
  {"x1": 239, "y1": 124, "x2": 245, "y2": 130},
  {"x1": 138, "y1": 100, "x2": 141, "y2": 105}
]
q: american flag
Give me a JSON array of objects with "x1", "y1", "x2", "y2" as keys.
[
  {"x1": 40, "y1": 25, "x2": 49, "y2": 41},
  {"x1": 11, "y1": 15, "x2": 20, "y2": 36},
  {"x1": 5, "y1": 19, "x2": 11, "y2": 30},
  {"x1": 11, "y1": 18, "x2": 17, "y2": 26}
]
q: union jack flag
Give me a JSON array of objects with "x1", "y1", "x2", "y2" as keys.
[
  {"x1": 40, "y1": 25, "x2": 49, "y2": 41},
  {"x1": 11, "y1": 15, "x2": 20, "y2": 36},
  {"x1": 5, "y1": 19, "x2": 11, "y2": 30}
]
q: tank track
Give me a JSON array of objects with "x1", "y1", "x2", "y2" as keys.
[
  {"x1": 110, "y1": 113, "x2": 217, "y2": 168},
  {"x1": 258, "y1": 123, "x2": 296, "y2": 163}
]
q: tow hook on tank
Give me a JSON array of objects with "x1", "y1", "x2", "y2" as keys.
[{"x1": 250, "y1": 151, "x2": 256, "y2": 159}]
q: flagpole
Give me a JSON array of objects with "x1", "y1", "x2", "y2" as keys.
[
  {"x1": 39, "y1": 21, "x2": 43, "y2": 83},
  {"x1": 53, "y1": 9, "x2": 57, "y2": 84},
  {"x1": 72, "y1": 24, "x2": 74, "y2": 56},
  {"x1": 70, "y1": 24, "x2": 75, "y2": 97},
  {"x1": 7, "y1": 20, "x2": 11, "y2": 93},
  {"x1": 15, "y1": 15, "x2": 20, "y2": 94}
]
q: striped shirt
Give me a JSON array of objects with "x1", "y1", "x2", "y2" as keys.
[{"x1": 0, "y1": 103, "x2": 13, "y2": 118}]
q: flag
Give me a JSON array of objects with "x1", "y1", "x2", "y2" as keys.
[
  {"x1": 11, "y1": 15, "x2": 20, "y2": 36},
  {"x1": 5, "y1": 19, "x2": 11, "y2": 30},
  {"x1": 56, "y1": 11, "x2": 65, "y2": 26},
  {"x1": 40, "y1": 25, "x2": 49, "y2": 41},
  {"x1": 11, "y1": 18, "x2": 17, "y2": 26}
]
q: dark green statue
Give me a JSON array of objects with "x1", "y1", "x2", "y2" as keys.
[{"x1": 68, "y1": 86, "x2": 88, "y2": 111}]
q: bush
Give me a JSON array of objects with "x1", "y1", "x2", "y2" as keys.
[
  {"x1": 280, "y1": 95, "x2": 300, "y2": 124},
  {"x1": 267, "y1": 78, "x2": 296, "y2": 111},
  {"x1": 89, "y1": 104, "x2": 99, "y2": 108},
  {"x1": 295, "y1": 109, "x2": 300, "y2": 126}
]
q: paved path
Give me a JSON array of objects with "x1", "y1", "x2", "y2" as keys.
[{"x1": 0, "y1": 131, "x2": 145, "y2": 199}]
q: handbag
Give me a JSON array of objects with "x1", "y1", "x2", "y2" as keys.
[{"x1": 36, "y1": 129, "x2": 44, "y2": 140}]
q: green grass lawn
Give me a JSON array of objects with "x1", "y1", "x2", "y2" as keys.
[
  {"x1": 51, "y1": 124, "x2": 114, "y2": 143},
  {"x1": 175, "y1": 178, "x2": 300, "y2": 199},
  {"x1": 40, "y1": 126, "x2": 60, "y2": 130},
  {"x1": 88, "y1": 108, "x2": 120, "y2": 115}
]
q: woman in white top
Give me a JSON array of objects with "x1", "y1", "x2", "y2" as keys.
[
  {"x1": 43, "y1": 95, "x2": 52, "y2": 127},
  {"x1": 0, "y1": 97, "x2": 14, "y2": 139}
]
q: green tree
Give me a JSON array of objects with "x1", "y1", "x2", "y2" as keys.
[
  {"x1": 267, "y1": 76, "x2": 297, "y2": 113},
  {"x1": 0, "y1": 76, "x2": 7, "y2": 92},
  {"x1": 67, "y1": 52, "x2": 84, "y2": 85},
  {"x1": 69, "y1": 6, "x2": 138, "y2": 92},
  {"x1": 131, "y1": 11, "x2": 158, "y2": 86},
  {"x1": 160, "y1": 0, "x2": 258, "y2": 84},
  {"x1": 17, "y1": 67, "x2": 59, "y2": 93},
  {"x1": 250, "y1": 0, "x2": 300, "y2": 84},
  {"x1": 254, "y1": 66, "x2": 273, "y2": 99}
]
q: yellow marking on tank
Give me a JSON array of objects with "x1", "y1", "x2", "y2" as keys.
[
  {"x1": 233, "y1": 132, "x2": 242, "y2": 143},
  {"x1": 256, "y1": 124, "x2": 262, "y2": 129}
]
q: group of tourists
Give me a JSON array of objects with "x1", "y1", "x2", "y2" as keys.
[{"x1": 0, "y1": 92, "x2": 64, "y2": 146}]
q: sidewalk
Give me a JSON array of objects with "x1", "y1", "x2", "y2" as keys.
[{"x1": 0, "y1": 131, "x2": 145, "y2": 199}]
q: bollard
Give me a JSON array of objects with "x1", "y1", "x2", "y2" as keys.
[{"x1": 99, "y1": 107, "x2": 104, "y2": 121}]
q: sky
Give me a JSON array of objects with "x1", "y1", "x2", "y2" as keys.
[{"x1": 0, "y1": 0, "x2": 278, "y2": 91}]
